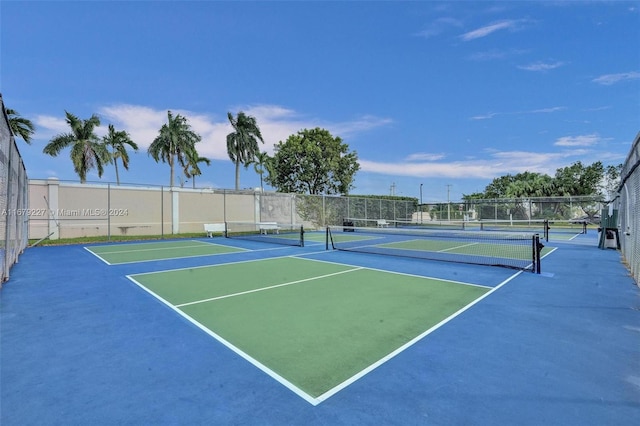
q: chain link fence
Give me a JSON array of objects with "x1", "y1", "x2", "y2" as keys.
[
  {"x1": 29, "y1": 179, "x2": 611, "y2": 241},
  {"x1": 418, "y1": 196, "x2": 604, "y2": 223},
  {"x1": 613, "y1": 131, "x2": 640, "y2": 285},
  {"x1": 1, "y1": 95, "x2": 29, "y2": 283}
]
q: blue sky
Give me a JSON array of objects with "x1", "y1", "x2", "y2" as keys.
[{"x1": 2, "y1": 1, "x2": 639, "y2": 202}]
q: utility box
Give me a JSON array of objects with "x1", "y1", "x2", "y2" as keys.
[
  {"x1": 604, "y1": 229, "x2": 618, "y2": 249},
  {"x1": 598, "y1": 208, "x2": 621, "y2": 250}
]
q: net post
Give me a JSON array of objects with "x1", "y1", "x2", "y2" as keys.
[
  {"x1": 534, "y1": 234, "x2": 542, "y2": 274},
  {"x1": 544, "y1": 219, "x2": 549, "y2": 241},
  {"x1": 532, "y1": 234, "x2": 535, "y2": 273},
  {"x1": 300, "y1": 225, "x2": 304, "y2": 247},
  {"x1": 325, "y1": 227, "x2": 329, "y2": 250}
]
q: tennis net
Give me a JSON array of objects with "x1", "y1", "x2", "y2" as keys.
[
  {"x1": 345, "y1": 218, "x2": 549, "y2": 241},
  {"x1": 472, "y1": 219, "x2": 549, "y2": 240},
  {"x1": 403, "y1": 219, "x2": 548, "y2": 236},
  {"x1": 225, "y1": 221, "x2": 304, "y2": 247},
  {"x1": 327, "y1": 225, "x2": 543, "y2": 273}
]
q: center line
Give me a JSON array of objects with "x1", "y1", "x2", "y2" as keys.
[{"x1": 175, "y1": 267, "x2": 364, "y2": 308}]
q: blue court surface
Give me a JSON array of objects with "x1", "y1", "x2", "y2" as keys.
[{"x1": 1, "y1": 231, "x2": 639, "y2": 425}]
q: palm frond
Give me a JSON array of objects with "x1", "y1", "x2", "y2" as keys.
[{"x1": 6, "y1": 108, "x2": 36, "y2": 144}]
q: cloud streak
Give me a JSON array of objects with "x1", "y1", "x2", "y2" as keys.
[
  {"x1": 415, "y1": 17, "x2": 463, "y2": 39},
  {"x1": 460, "y1": 20, "x2": 520, "y2": 41},
  {"x1": 553, "y1": 134, "x2": 603, "y2": 147},
  {"x1": 471, "y1": 106, "x2": 566, "y2": 120},
  {"x1": 518, "y1": 61, "x2": 566, "y2": 71},
  {"x1": 592, "y1": 71, "x2": 640, "y2": 85}
]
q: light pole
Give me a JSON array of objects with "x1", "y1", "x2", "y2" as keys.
[
  {"x1": 446, "y1": 184, "x2": 451, "y2": 221},
  {"x1": 419, "y1": 183, "x2": 423, "y2": 224}
]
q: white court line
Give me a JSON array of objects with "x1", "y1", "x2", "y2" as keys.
[
  {"x1": 293, "y1": 255, "x2": 493, "y2": 290},
  {"x1": 128, "y1": 249, "x2": 328, "y2": 277},
  {"x1": 126, "y1": 272, "x2": 327, "y2": 406},
  {"x1": 88, "y1": 240, "x2": 215, "y2": 255},
  {"x1": 83, "y1": 246, "x2": 113, "y2": 265},
  {"x1": 438, "y1": 241, "x2": 480, "y2": 252},
  {"x1": 313, "y1": 269, "x2": 525, "y2": 404},
  {"x1": 87, "y1": 245, "x2": 249, "y2": 266},
  {"x1": 128, "y1": 253, "x2": 525, "y2": 405},
  {"x1": 175, "y1": 267, "x2": 364, "y2": 308}
]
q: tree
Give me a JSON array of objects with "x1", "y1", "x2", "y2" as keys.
[
  {"x1": 188, "y1": 156, "x2": 211, "y2": 189},
  {"x1": 102, "y1": 124, "x2": 138, "y2": 185},
  {"x1": 265, "y1": 127, "x2": 360, "y2": 195},
  {"x1": 43, "y1": 111, "x2": 110, "y2": 183},
  {"x1": 6, "y1": 108, "x2": 35, "y2": 144},
  {"x1": 226, "y1": 111, "x2": 264, "y2": 190},
  {"x1": 483, "y1": 175, "x2": 517, "y2": 198},
  {"x1": 553, "y1": 161, "x2": 604, "y2": 196},
  {"x1": 148, "y1": 110, "x2": 202, "y2": 187},
  {"x1": 602, "y1": 164, "x2": 622, "y2": 200},
  {"x1": 251, "y1": 151, "x2": 270, "y2": 192},
  {"x1": 480, "y1": 172, "x2": 550, "y2": 199}
]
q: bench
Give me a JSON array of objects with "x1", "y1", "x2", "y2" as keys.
[
  {"x1": 377, "y1": 219, "x2": 390, "y2": 228},
  {"x1": 204, "y1": 223, "x2": 225, "y2": 237},
  {"x1": 259, "y1": 222, "x2": 281, "y2": 234}
]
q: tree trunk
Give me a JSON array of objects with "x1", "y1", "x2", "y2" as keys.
[
  {"x1": 114, "y1": 159, "x2": 120, "y2": 185},
  {"x1": 235, "y1": 160, "x2": 240, "y2": 190},
  {"x1": 170, "y1": 153, "x2": 176, "y2": 187}
]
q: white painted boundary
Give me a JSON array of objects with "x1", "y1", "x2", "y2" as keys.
[{"x1": 125, "y1": 256, "x2": 511, "y2": 405}]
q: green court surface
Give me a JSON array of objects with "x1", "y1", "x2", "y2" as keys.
[
  {"x1": 128, "y1": 257, "x2": 491, "y2": 401},
  {"x1": 548, "y1": 232, "x2": 584, "y2": 241},
  {"x1": 86, "y1": 240, "x2": 246, "y2": 264},
  {"x1": 379, "y1": 239, "x2": 544, "y2": 260},
  {"x1": 302, "y1": 231, "x2": 329, "y2": 243}
]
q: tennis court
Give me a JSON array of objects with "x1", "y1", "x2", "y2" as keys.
[
  {"x1": 2, "y1": 226, "x2": 639, "y2": 425},
  {"x1": 127, "y1": 256, "x2": 493, "y2": 404}
]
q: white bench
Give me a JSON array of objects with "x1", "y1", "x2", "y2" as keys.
[
  {"x1": 259, "y1": 222, "x2": 281, "y2": 234},
  {"x1": 204, "y1": 223, "x2": 225, "y2": 237},
  {"x1": 377, "y1": 219, "x2": 390, "y2": 228}
]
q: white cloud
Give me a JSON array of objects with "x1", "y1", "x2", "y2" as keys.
[
  {"x1": 358, "y1": 145, "x2": 619, "y2": 181},
  {"x1": 531, "y1": 106, "x2": 566, "y2": 114},
  {"x1": 554, "y1": 134, "x2": 601, "y2": 147},
  {"x1": 471, "y1": 112, "x2": 498, "y2": 120},
  {"x1": 330, "y1": 115, "x2": 394, "y2": 137},
  {"x1": 405, "y1": 152, "x2": 446, "y2": 161},
  {"x1": 471, "y1": 106, "x2": 565, "y2": 120},
  {"x1": 460, "y1": 20, "x2": 519, "y2": 41},
  {"x1": 34, "y1": 115, "x2": 68, "y2": 139},
  {"x1": 518, "y1": 61, "x2": 566, "y2": 71},
  {"x1": 99, "y1": 105, "x2": 182, "y2": 149},
  {"x1": 468, "y1": 48, "x2": 528, "y2": 61},
  {"x1": 96, "y1": 103, "x2": 393, "y2": 161},
  {"x1": 592, "y1": 71, "x2": 640, "y2": 85},
  {"x1": 415, "y1": 17, "x2": 463, "y2": 39}
]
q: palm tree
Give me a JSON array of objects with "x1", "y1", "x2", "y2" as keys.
[
  {"x1": 6, "y1": 108, "x2": 35, "y2": 144},
  {"x1": 188, "y1": 156, "x2": 211, "y2": 189},
  {"x1": 103, "y1": 124, "x2": 138, "y2": 185},
  {"x1": 43, "y1": 111, "x2": 110, "y2": 183},
  {"x1": 226, "y1": 111, "x2": 264, "y2": 190},
  {"x1": 148, "y1": 110, "x2": 202, "y2": 187},
  {"x1": 251, "y1": 151, "x2": 270, "y2": 192}
]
